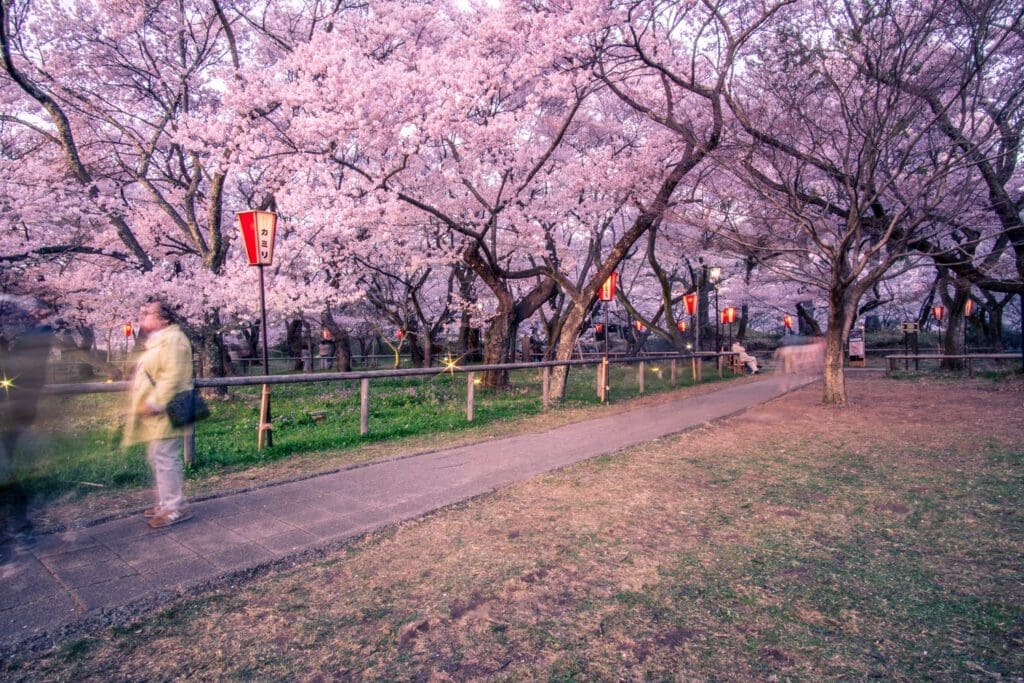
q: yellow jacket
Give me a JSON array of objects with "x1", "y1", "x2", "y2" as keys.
[{"x1": 123, "y1": 324, "x2": 193, "y2": 446}]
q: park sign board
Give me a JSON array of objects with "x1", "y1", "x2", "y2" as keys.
[
  {"x1": 849, "y1": 327, "x2": 866, "y2": 367},
  {"x1": 900, "y1": 322, "x2": 919, "y2": 334},
  {"x1": 237, "y1": 210, "x2": 278, "y2": 266}
]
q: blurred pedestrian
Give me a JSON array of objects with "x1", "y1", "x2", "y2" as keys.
[
  {"x1": 124, "y1": 299, "x2": 194, "y2": 528},
  {"x1": 0, "y1": 295, "x2": 55, "y2": 552}
]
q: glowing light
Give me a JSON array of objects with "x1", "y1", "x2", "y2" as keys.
[
  {"x1": 443, "y1": 357, "x2": 459, "y2": 376},
  {"x1": 598, "y1": 272, "x2": 618, "y2": 302},
  {"x1": 0, "y1": 374, "x2": 15, "y2": 396},
  {"x1": 683, "y1": 293, "x2": 698, "y2": 316}
]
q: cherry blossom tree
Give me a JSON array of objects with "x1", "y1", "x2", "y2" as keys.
[{"x1": 715, "y1": 0, "x2": 1002, "y2": 404}]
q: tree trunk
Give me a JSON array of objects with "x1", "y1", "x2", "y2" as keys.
[
  {"x1": 548, "y1": 303, "x2": 588, "y2": 401},
  {"x1": 285, "y1": 319, "x2": 305, "y2": 370},
  {"x1": 821, "y1": 291, "x2": 857, "y2": 406},
  {"x1": 198, "y1": 329, "x2": 228, "y2": 395},
  {"x1": 481, "y1": 306, "x2": 516, "y2": 387}
]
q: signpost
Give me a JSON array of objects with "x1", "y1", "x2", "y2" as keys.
[
  {"x1": 900, "y1": 321, "x2": 919, "y2": 371},
  {"x1": 848, "y1": 327, "x2": 866, "y2": 367}
]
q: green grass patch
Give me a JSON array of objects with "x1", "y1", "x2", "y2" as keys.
[{"x1": 15, "y1": 362, "x2": 712, "y2": 507}]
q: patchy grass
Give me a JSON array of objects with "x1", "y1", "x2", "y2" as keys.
[{"x1": 5, "y1": 375, "x2": 1022, "y2": 679}]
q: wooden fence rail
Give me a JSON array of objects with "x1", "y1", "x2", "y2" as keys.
[{"x1": 884, "y1": 353, "x2": 1019, "y2": 376}]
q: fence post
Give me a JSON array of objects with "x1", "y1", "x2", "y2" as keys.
[
  {"x1": 542, "y1": 366, "x2": 551, "y2": 410},
  {"x1": 467, "y1": 372, "x2": 475, "y2": 422},
  {"x1": 670, "y1": 359, "x2": 677, "y2": 386},
  {"x1": 360, "y1": 378, "x2": 369, "y2": 436},
  {"x1": 638, "y1": 361, "x2": 645, "y2": 394},
  {"x1": 183, "y1": 425, "x2": 195, "y2": 467}
]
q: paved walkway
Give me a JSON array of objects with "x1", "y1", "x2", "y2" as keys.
[{"x1": 1, "y1": 373, "x2": 816, "y2": 651}]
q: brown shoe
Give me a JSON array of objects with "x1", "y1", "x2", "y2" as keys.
[
  {"x1": 148, "y1": 508, "x2": 193, "y2": 529},
  {"x1": 143, "y1": 506, "x2": 162, "y2": 519}
]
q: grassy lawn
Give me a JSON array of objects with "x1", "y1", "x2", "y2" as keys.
[
  {"x1": 16, "y1": 360, "x2": 730, "y2": 527},
  {"x1": 4, "y1": 374, "x2": 1021, "y2": 679}
]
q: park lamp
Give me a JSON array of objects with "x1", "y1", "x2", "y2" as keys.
[
  {"x1": 932, "y1": 305, "x2": 945, "y2": 322},
  {"x1": 598, "y1": 272, "x2": 618, "y2": 302},
  {"x1": 683, "y1": 292, "x2": 698, "y2": 316},
  {"x1": 237, "y1": 209, "x2": 279, "y2": 450},
  {"x1": 237, "y1": 210, "x2": 278, "y2": 266},
  {"x1": 722, "y1": 307, "x2": 737, "y2": 324},
  {"x1": 709, "y1": 266, "x2": 722, "y2": 284}
]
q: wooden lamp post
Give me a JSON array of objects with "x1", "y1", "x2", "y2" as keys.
[{"x1": 237, "y1": 209, "x2": 279, "y2": 449}]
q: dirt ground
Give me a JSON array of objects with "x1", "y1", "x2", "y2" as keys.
[{"x1": 6, "y1": 373, "x2": 1023, "y2": 680}]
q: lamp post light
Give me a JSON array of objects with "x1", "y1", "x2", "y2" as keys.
[
  {"x1": 709, "y1": 266, "x2": 722, "y2": 350},
  {"x1": 237, "y1": 209, "x2": 279, "y2": 449},
  {"x1": 932, "y1": 304, "x2": 946, "y2": 354},
  {"x1": 684, "y1": 291, "x2": 699, "y2": 355},
  {"x1": 722, "y1": 306, "x2": 737, "y2": 347},
  {"x1": 122, "y1": 322, "x2": 133, "y2": 356},
  {"x1": 598, "y1": 272, "x2": 618, "y2": 402},
  {"x1": 963, "y1": 299, "x2": 974, "y2": 353}
]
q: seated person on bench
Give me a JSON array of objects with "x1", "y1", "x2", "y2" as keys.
[{"x1": 730, "y1": 341, "x2": 759, "y2": 374}]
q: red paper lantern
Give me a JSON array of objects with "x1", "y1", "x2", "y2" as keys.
[
  {"x1": 932, "y1": 305, "x2": 945, "y2": 322},
  {"x1": 964, "y1": 299, "x2": 974, "y2": 316},
  {"x1": 236, "y1": 210, "x2": 279, "y2": 266},
  {"x1": 677, "y1": 320, "x2": 687, "y2": 332},
  {"x1": 123, "y1": 322, "x2": 133, "y2": 337},
  {"x1": 595, "y1": 323, "x2": 604, "y2": 334},
  {"x1": 722, "y1": 307, "x2": 737, "y2": 324},
  {"x1": 683, "y1": 292, "x2": 698, "y2": 316},
  {"x1": 396, "y1": 329, "x2": 404, "y2": 340},
  {"x1": 634, "y1": 320, "x2": 645, "y2": 332},
  {"x1": 783, "y1": 314, "x2": 793, "y2": 330},
  {"x1": 322, "y1": 329, "x2": 332, "y2": 341},
  {"x1": 598, "y1": 272, "x2": 618, "y2": 302}
]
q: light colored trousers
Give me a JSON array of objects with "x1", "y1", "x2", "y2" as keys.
[{"x1": 147, "y1": 437, "x2": 185, "y2": 512}]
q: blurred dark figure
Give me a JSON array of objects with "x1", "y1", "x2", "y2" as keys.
[{"x1": 0, "y1": 295, "x2": 55, "y2": 553}]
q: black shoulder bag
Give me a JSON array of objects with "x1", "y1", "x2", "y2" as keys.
[{"x1": 144, "y1": 370, "x2": 211, "y2": 427}]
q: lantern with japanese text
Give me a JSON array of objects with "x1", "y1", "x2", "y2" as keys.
[
  {"x1": 598, "y1": 272, "x2": 618, "y2": 302},
  {"x1": 236, "y1": 209, "x2": 280, "y2": 449},
  {"x1": 237, "y1": 210, "x2": 278, "y2": 266}
]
